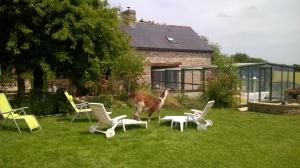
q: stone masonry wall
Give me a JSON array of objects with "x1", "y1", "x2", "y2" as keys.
[{"x1": 138, "y1": 50, "x2": 211, "y2": 85}]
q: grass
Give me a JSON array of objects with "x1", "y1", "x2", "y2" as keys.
[
  {"x1": 0, "y1": 107, "x2": 300, "y2": 168},
  {"x1": 296, "y1": 71, "x2": 300, "y2": 87}
]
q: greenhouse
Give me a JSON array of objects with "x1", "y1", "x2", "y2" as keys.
[
  {"x1": 238, "y1": 63, "x2": 296, "y2": 104},
  {"x1": 151, "y1": 66, "x2": 216, "y2": 92}
]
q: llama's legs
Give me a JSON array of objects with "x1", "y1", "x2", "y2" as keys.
[
  {"x1": 134, "y1": 103, "x2": 143, "y2": 121},
  {"x1": 133, "y1": 105, "x2": 139, "y2": 120},
  {"x1": 147, "y1": 113, "x2": 152, "y2": 122},
  {"x1": 157, "y1": 111, "x2": 161, "y2": 123}
]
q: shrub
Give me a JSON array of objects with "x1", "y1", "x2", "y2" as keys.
[
  {"x1": 164, "y1": 93, "x2": 183, "y2": 109},
  {"x1": 203, "y1": 74, "x2": 240, "y2": 107},
  {"x1": 174, "y1": 92, "x2": 206, "y2": 109},
  {"x1": 86, "y1": 95, "x2": 113, "y2": 108},
  {"x1": 84, "y1": 80, "x2": 99, "y2": 96},
  {"x1": 110, "y1": 51, "x2": 146, "y2": 95},
  {"x1": 10, "y1": 89, "x2": 71, "y2": 116},
  {"x1": 203, "y1": 44, "x2": 240, "y2": 107}
]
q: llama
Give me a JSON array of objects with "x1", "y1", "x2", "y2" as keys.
[{"x1": 131, "y1": 89, "x2": 169, "y2": 121}]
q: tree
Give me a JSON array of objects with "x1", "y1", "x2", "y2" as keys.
[
  {"x1": 210, "y1": 43, "x2": 223, "y2": 64},
  {"x1": 110, "y1": 50, "x2": 146, "y2": 95},
  {"x1": 0, "y1": 0, "x2": 133, "y2": 96},
  {"x1": 293, "y1": 64, "x2": 300, "y2": 70},
  {"x1": 231, "y1": 53, "x2": 266, "y2": 63},
  {"x1": 204, "y1": 44, "x2": 240, "y2": 107},
  {"x1": 0, "y1": 0, "x2": 43, "y2": 96}
]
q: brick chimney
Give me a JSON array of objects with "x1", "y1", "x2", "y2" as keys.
[{"x1": 122, "y1": 7, "x2": 136, "y2": 27}]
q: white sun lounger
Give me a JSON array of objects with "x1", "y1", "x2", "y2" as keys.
[
  {"x1": 161, "y1": 100, "x2": 215, "y2": 132},
  {"x1": 88, "y1": 103, "x2": 147, "y2": 138}
]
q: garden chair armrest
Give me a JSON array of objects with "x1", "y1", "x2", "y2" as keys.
[
  {"x1": 0, "y1": 111, "x2": 16, "y2": 118},
  {"x1": 12, "y1": 107, "x2": 28, "y2": 115},
  {"x1": 12, "y1": 107, "x2": 29, "y2": 111},
  {"x1": 76, "y1": 102, "x2": 88, "y2": 106},
  {"x1": 186, "y1": 115, "x2": 198, "y2": 121},
  {"x1": 0, "y1": 111, "x2": 12, "y2": 115},
  {"x1": 191, "y1": 109, "x2": 202, "y2": 114},
  {"x1": 184, "y1": 112, "x2": 197, "y2": 116},
  {"x1": 112, "y1": 115, "x2": 127, "y2": 122},
  {"x1": 76, "y1": 103, "x2": 89, "y2": 109},
  {"x1": 106, "y1": 112, "x2": 112, "y2": 115}
]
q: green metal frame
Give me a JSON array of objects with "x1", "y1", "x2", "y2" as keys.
[
  {"x1": 151, "y1": 66, "x2": 216, "y2": 92},
  {"x1": 238, "y1": 63, "x2": 296, "y2": 103}
]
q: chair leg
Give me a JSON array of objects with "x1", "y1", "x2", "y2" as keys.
[
  {"x1": 111, "y1": 122, "x2": 120, "y2": 130},
  {"x1": 86, "y1": 112, "x2": 92, "y2": 124},
  {"x1": 171, "y1": 120, "x2": 174, "y2": 130},
  {"x1": 39, "y1": 124, "x2": 43, "y2": 131},
  {"x1": 180, "y1": 122, "x2": 184, "y2": 132},
  {"x1": 13, "y1": 119, "x2": 22, "y2": 133},
  {"x1": 158, "y1": 111, "x2": 161, "y2": 124},
  {"x1": 122, "y1": 123, "x2": 126, "y2": 132},
  {"x1": 71, "y1": 113, "x2": 80, "y2": 122}
]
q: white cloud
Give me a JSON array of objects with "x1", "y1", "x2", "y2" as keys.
[{"x1": 109, "y1": 0, "x2": 300, "y2": 64}]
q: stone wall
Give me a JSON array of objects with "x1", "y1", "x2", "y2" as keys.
[
  {"x1": 0, "y1": 80, "x2": 31, "y2": 92},
  {"x1": 138, "y1": 50, "x2": 211, "y2": 84},
  {"x1": 248, "y1": 102, "x2": 300, "y2": 114}
]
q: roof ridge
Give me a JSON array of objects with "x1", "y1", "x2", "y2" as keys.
[{"x1": 135, "y1": 22, "x2": 191, "y2": 28}]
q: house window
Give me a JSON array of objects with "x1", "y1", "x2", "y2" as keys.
[
  {"x1": 151, "y1": 67, "x2": 180, "y2": 91},
  {"x1": 151, "y1": 69, "x2": 165, "y2": 90},
  {"x1": 166, "y1": 36, "x2": 177, "y2": 44},
  {"x1": 165, "y1": 70, "x2": 179, "y2": 90}
]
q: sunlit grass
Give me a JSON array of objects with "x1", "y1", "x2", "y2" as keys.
[
  {"x1": 0, "y1": 107, "x2": 299, "y2": 168},
  {"x1": 295, "y1": 71, "x2": 300, "y2": 87}
]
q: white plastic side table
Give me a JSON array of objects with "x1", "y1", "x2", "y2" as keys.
[{"x1": 171, "y1": 118, "x2": 188, "y2": 132}]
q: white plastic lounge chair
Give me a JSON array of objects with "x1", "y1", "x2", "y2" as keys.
[
  {"x1": 161, "y1": 100, "x2": 215, "y2": 132},
  {"x1": 88, "y1": 103, "x2": 147, "y2": 138}
]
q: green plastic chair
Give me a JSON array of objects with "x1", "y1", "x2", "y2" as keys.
[
  {"x1": 64, "y1": 91, "x2": 92, "y2": 123},
  {"x1": 0, "y1": 93, "x2": 42, "y2": 133}
]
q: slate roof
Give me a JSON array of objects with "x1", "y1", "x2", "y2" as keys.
[{"x1": 121, "y1": 23, "x2": 212, "y2": 52}]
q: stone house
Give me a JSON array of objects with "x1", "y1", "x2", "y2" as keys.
[{"x1": 121, "y1": 8, "x2": 213, "y2": 91}]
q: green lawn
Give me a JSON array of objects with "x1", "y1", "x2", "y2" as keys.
[
  {"x1": 296, "y1": 71, "x2": 300, "y2": 87},
  {"x1": 0, "y1": 107, "x2": 300, "y2": 168}
]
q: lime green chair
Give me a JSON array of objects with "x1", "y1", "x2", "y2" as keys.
[
  {"x1": 64, "y1": 91, "x2": 92, "y2": 123},
  {"x1": 0, "y1": 93, "x2": 42, "y2": 133}
]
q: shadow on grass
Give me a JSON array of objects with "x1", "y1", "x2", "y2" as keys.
[
  {"x1": 56, "y1": 117, "x2": 96, "y2": 123},
  {"x1": 0, "y1": 125, "x2": 33, "y2": 133},
  {"x1": 78, "y1": 124, "x2": 148, "y2": 135}
]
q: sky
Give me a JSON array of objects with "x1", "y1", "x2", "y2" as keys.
[{"x1": 108, "y1": 0, "x2": 300, "y2": 65}]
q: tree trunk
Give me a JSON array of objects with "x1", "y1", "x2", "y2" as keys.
[
  {"x1": 33, "y1": 67, "x2": 44, "y2": 91},
  {"x1": 17, "y1": 75, "x2": 25, "y2": 98}
]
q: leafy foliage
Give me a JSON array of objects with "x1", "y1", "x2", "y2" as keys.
[
  {"x1": 86, "y1": 95, "x2": 113, "y2": 108},
  {"x1": 294, "y1": 64, "x2": 300, "y2": 71},
  {"x1": 110, "y1": 50, "x2": 146, "y2": 94},
  {"x1": 9, "y1": 89, "x2": 70, "y2": 115},
  {"x1": 204, "y1": 44, "x2": 240, "y2": 107},
  {"x1": 0, "y1": 0, "x2": 134, "y2": 94},
  {"x1": 231, "y1": 52, "x2": 266, "y2": 63}
]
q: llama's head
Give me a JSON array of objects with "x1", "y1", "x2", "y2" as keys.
[{"x1": 160, "y1": 88, "x2": 170, "y2": 100}]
